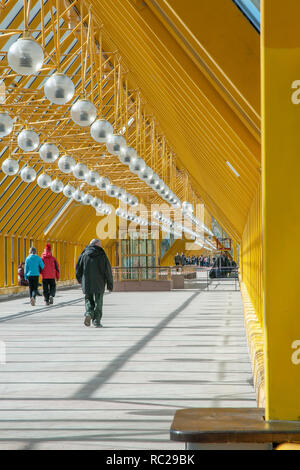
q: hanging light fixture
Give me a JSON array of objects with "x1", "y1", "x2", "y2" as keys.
[
  {"x1": 139, "y1": 166, "x2": 153, "y2": 182},
  {"x1": 85, "y1": 170, "x2": 100, "y2": 186},
  {"x1": 106, "y1": 185, "x2": 118, "y2": 198},
  {"x1": 0, "y1": 111, "x2": 14, "y2": 138},
  {"x1": 44, "y1": 73, "x2": 75, "y2": 105},
  {"x1": 70, "y1": 99, "x2": 97, "y2": 127},
  {"x1": 50, "y1": 178, "x2": 64, "y2": 193},
  {"x1": 20, "y1": 166, "x2": 36, "y2": 183},
  {"x1": 37, "y1": 173, "x2": 51, "y2": 188},
  {"x1": 82, "y1": 193, "x2": 93, "y2": 205},
  {"x1": 129, "y1": 157, "x2": 146, "y2": 175},
  {"x1": 1, "y1": 158, "x2": 19, "y2": 175},
  {"x1": 39, "y1": 143, "x2": 59, "y2": 162},
  {"x1": 121, "y1": 193, "x2": 132, "y2": 205},
  {"x1": 58, "y1": 155, "x2": 75, "y2": 173},
  {"x1": 118, "y1": 146, "x2": 137, "y2": 165},
  {"x1": 7, "y1": 34, "x2": 44, "y2": 76},
  {"x1": 73, "y1": 163, "x2": 89, "y2": 180},
  {"x1": 182, "y1": 201, "x2": 194, "y2": 214},
  {"x1": 128, "y1": 195, "x2": 138, "y2": 207},
  {"x1": 97, "y1": 176, "x2": 110, "y2": 190},
  {"x1": 63, "y1": 184, "x2": 75, "y2": 198},
  {"x1": 17, "y1": 129, "x2": 39, "y2": 151},
  {"x1": 90, "y1": 119, "x2": 113, "y2": 143},
  {"x1": 91, "y1": 197, "x2": 103, "y2": 210},
  {"x1": 73, "y1": 189, "x2": 85, "y2": 202},
  {"x1": 106, "y1": 134, "x2": 127, "y2": 155}
]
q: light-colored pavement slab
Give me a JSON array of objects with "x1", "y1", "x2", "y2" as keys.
[{"x1": 0, "y1": 284, "x2": 256, "y2": 449}]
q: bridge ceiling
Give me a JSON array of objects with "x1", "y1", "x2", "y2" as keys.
[
  {"x1": 0, "y1": 0, "x2": 260, "y2": 243},
  {"x1": 91, "y1": 0, "x2": 261, "y2": 239}
]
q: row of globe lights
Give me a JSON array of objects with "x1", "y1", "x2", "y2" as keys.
[
  {"x1": 2, "y1": 35, "x2": 183, "y2": 206},
  {"x1": 1, "y1": 35, "x2": 199, "y2": 227},
  {"x1": 1, "y1": 156, "x2": 112, "y2": 215}
]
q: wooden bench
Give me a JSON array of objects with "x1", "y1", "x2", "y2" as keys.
[{"x1": 170, "y1": 408, "x2": 300, "y2": 450}]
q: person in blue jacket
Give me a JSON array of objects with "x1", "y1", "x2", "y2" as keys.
[{"x1": 24, "y1": 247, "x2": 44, "y2": 306}]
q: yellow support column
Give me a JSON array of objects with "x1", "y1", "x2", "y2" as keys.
[
  {"x1": 232, "y1": 240, "x2": 237, "y2": 263},
  {"x1": 262, "y1": 0, "x2": 300, "y2": 420}
]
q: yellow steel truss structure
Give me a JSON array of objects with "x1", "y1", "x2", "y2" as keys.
[{"x1": 1, "y1": 0, "x2": 298, "y2": 420}]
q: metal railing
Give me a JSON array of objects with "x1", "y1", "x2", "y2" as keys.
[
  {"x1": 111, "y1": 266, "x2": 240, "y2": 290},
  {"x1": 112, "y1": 266, "x2": 193, "y2": 282}
]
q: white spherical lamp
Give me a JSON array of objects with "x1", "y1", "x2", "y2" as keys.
[
  {"x1": 44, "y1": 73, "x2": 75, "y2": 105},
  {"x1": 128, "y1": 195, "x2": 138, "y2": 207},
  {"x1": 73, "y1": 189, "x2": 85, "y2": 202},
  {"x1": 0, "y1": 112, "x2": 14, "y2": 138},
  {"x1": 50, "y1": 178, "x2": 64, "y2": 193},
  {"x1": 90, "y1": 119, "x2": 113, "y2": 143},
  {"x1": 63, "y1": 184, "x2": 75, "y2": 198},
  {"x1": 20, "y1": 166, "x2": 36, "y2": 183},
  {"x1": 1, "y1": 158, "x2": 19, "y2": 175},
  {"x1": 82, "y1": 193, "x2": 93, "y2": 205},
  {"x1": 106, "y1": 185, "x2": 118, "y2": 198},
  {"x1": 106, "y1": 134, "x2": 126, "y2": 155},
  {"x1": 39, "y1": 143, "x2": 59, "y2": 162},
  {"x1": 91, "y1": 197, "x2": 102, "y2": 210},
  {"x1": 73, "y1": 163, "x2": 89, "y2": 180},
  {"x1": 121, "y1": 193, "x2": 132, "y2": 205},
  {"x1": 37, "y1": 172, "x2": 51, "y2": 188},
  {"x1": 182, "y1": 201, "x2": 194, "y2": 214},
  {"x1": 118, "y1": 146, "x2": 137, "y2": 165},
  {"x1": 139, "y1": 166, "x2": 153, "y2": 182},
  {"x1": 97, "y1": 176, "x2": 110, "y2": 190},
  {"x1": 70, "y1": 99, "x2": 97, "y2": 127},
  {"x1": 58, "y1": 155, "x2": 75, "y2": 173},
  {"x1": 18, "y1": 129, "x2": 39, "y2": 151},
  {"x1": 129, "y1": 157, "x2": 146, "y2": 174},
  {"x1": 7, "y1": 37, "x2": 44, "y2": 75},
  {"x1": 85, "y1": 170, "x2": 100, "y2": 186}
]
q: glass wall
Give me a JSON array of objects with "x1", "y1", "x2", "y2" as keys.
[{"x1": 121, "y1": 239, "x2": 156, "y2": 280}]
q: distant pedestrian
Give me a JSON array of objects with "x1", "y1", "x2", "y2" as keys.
[
  {"x1": 24, "y1": 247, "x2": 44, "y2": 306},
  {"x1": 41, "y1": 243, "x2": 60, "y2": 306},
  {"x1": 76, "y1": 239, "x2": 113, "y2": 328},
  {"x1": 174, "y1": 252, "x2": 181, "y2": 266},
  {"x1": 18, "y1": 261, "x2": 28, "y2": 286}
]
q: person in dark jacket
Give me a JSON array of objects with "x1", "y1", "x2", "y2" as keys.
[{"x1": 75, "y1": 239, "x2": 113, "y2": 328}]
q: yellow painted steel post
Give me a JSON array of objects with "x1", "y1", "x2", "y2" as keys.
[
  {"x1": 262, "y1": 0, "x2": 300, "y2": 420},
  {"x1": 232, "y1": 240, "x2": 237, "y2": 263}
]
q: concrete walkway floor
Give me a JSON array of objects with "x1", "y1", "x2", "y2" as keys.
[{"x1": 0, "y1": 285, "x2": 256, "y2": 450}]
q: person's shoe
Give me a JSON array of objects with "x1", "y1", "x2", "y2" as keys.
[
  {"x1": 94, "y1": 322, "x2": 103, "y2": 328},
  {"x1": 84, "y1": 315, "x2": 91, "y2": 327},
  {"x1": 49, "y1": 296, "x2": 54, "y2": 304},
  {"x1": 30, "y1": 297, "x2": 35, "y2": 306},
  {"x1": 45, "y1": 300, "x2": 50, "y2": 306}
]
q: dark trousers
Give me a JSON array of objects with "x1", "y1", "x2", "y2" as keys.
[
  {"x1": 28, "y1": 276, "x2": 39, "y2": 299},
  {"x1": 85, "y1": 292, "x2": 104, "y2": 324},
  {"x1": 42, "y1": 279, "x2": 56, "y2": 302}
]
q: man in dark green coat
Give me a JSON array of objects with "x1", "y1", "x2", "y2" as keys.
[{"x1": 75, "y1": 239, "x2": 113, "y2": 328}]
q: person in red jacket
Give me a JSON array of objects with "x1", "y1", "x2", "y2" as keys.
[{"x1": 40, "y1": 243, "x2": 60, "y2": 306}]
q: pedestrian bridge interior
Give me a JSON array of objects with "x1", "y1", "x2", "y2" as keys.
[{"x1": 0, "y1": 0, "x2": 299, "y2": 450}]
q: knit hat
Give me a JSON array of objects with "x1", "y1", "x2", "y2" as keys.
[{"x1": 45, "y1": 243, "x2": 51, "y2": 251}]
